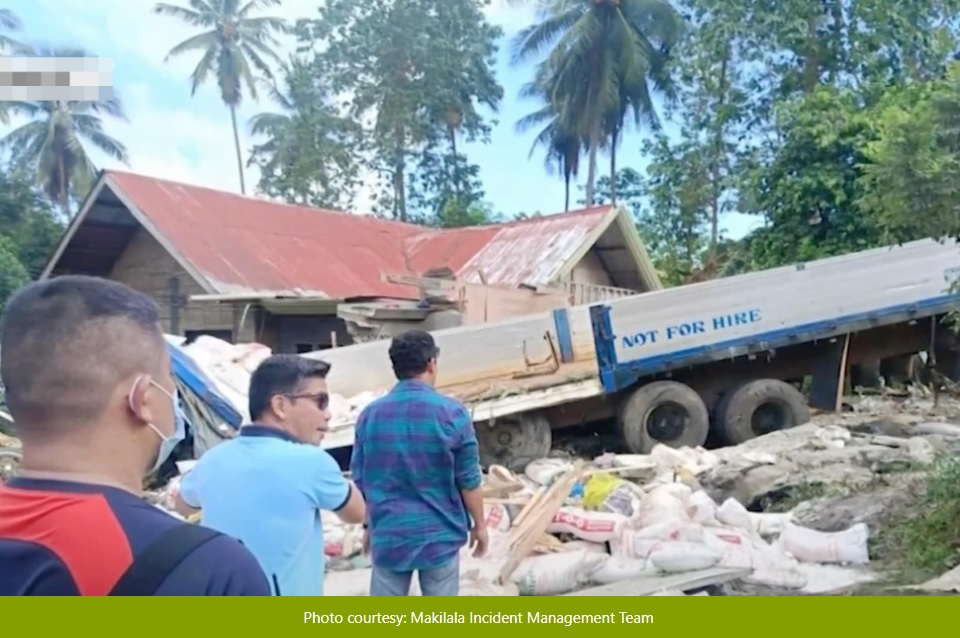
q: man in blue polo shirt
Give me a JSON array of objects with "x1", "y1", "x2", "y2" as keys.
[{"x1": 175, "y1": 354, "x2": 365, "y2": 596}]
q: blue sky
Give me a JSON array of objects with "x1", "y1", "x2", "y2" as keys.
[{"x1": 5, "y1": 0, "x2": 759, "y2": 238}]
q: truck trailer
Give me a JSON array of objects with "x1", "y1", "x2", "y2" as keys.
[{"x1": 307, "y1": 238, "x2": 960, "y2": 470}]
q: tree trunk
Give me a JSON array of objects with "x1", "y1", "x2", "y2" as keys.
[
  {"x1": 609, "y1": 126, "x2": 619, "y2": 204},
  {"x1": 230, "y1": 105, "x2": 246, "y2": 195},
  {"x1": 393, "y1": 126, "x2": 407, "y2": 222},
  {"x1": 585, "y1": 125, "x2": 601, "y2": 206},
  {"x1": 708, "y1": 54, "x2": 729, "y2": 258},
  {"x1": 59, "y1": 155, "x2": 70, "y2": 219},
  {"x1": 564, "y1": 171, "x2": 571, "y2": 212}
]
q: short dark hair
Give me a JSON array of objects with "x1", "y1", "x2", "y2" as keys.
[
  {"x1": 248, "y1": 354, "x2": 331, "y2": 421},
  {"x1": 1, "y1": 276, "x2": 165, "y2": 430},
  {"x1": 388, "y1": 330, "x2": 439, "y2": 380}
]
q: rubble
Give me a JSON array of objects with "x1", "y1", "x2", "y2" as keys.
[
  {"x1": 141, "y1": 392, "x2": 960, "y2": 595},
  {"x1": 179, "y1": 336, "x2": 384, "y2": 426}
]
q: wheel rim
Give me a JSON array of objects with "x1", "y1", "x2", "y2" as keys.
[
  {"x1": 752, "y1": 401, "x2": 791, "y2": 436},
  {"x1": 645, "y1": 403, "x2": 688, "y2": 442}
]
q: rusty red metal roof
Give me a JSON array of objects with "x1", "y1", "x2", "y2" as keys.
[{"x1": 100, "y1": 170, "x2": 616, "y2": 299}]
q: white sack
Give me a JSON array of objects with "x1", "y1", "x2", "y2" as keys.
[
  {"x1": 591, "y1": 556, "x2": 660, "y2": 585},
  {"x1": 716, "y1": 498, "x2": 753, "y2": 531},
  {"x1": 778, "y1": 522, "x2": 870, "y2": 565},
  {"x1": 648, "y1": 542, "x2": 722, "y2": 573},
  {"x1": 547, "y1": 507, "x2": 628, "y2": 543},
  {"x1": 511, "y1": 550, "x2": 607, "y2": 596}
]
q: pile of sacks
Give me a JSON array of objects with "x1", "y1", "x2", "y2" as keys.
[
  {"x1": 323, "y1": 439, "x2": 873, "y2": 596},
  {"x1": 179, "y1": 336, "x2": 384, "y2": 425}
]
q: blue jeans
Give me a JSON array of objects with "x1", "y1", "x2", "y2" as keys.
[{"x1": 370, "y1": 555, "x2": 459, "y2": 596}]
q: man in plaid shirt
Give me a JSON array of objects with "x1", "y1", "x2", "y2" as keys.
[{"x1": 351, "y1": 330, "x2": 487, "y2": 596}]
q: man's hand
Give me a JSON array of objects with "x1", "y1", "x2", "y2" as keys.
[{"x1": 469, "y1": 525, "x2": 488, "y2": 558}]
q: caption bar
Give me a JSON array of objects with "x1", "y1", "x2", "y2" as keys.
[{"x1": 305, "y1": 611, "x2": 654, "y2": 626}]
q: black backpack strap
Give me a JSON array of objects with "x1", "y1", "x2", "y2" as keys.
[{"x1": 108, "y1": 524, "x2": 223, "y2": 596}]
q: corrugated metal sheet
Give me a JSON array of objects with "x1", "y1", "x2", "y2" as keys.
[
  {"x1": 458, "y1": 207, "x2": 614, "y2": 287},
  {"x1": 104, "y1": 171, "x2": 615, "y2": 299}
]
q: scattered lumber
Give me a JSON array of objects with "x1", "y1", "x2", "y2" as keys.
[{"x1": 497, "y1": 460, "x2": 584, "y2": 583}]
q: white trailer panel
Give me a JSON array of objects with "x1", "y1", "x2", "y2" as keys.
[{"x1": 603, "y1": 238, "x2": 960, "y2": 378}]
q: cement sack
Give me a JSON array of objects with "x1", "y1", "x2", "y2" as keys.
[
  {"x1": 704, "y1": 528, "x2": 807, "y2": 588},
  {"x1": 511, "y1": 550, "x2": 607, "y2": 596},
  {"x1": 325, "y1": 568, "x2": 422, "y2": 596},
  {"x1": 590, "y1": 556, "x2": 660, "y2": 585},
  {"x1": 748, "y1": 511, "x2": 793, "y2": 538},
  {"x1": 525, "y1": 458, "x2": 572, "y2": 486},
  {"x1": 484, "y1": 503, "x2": 513, "y2": 532},
  {"x1": 561, "y1": 540, "x2": 610, "y2": 554},
  {"x1": 612, "y1": 521, "x2": 703, "y2": 560},
  {"x1": 547, "y1": 507, "x2": 628, "y2": 543},
  {"x1": 778, "y1": 522, "x2": 870, "y2": 565},
  {"x1": 649, "y1": 542, "x2": 722, "y2": 573},
  {"x1": 631, "y1": 520, "x2": 705, "y2": 543},
  {"x1": 634, "y1": 484, "x2": 692, "y2": 528},
  {"x1": 688, "y1": 491, "x2": 720, "y2": 525},
  {"x1": 716, "y1": 498, "x2": 753, "y2": 531}
]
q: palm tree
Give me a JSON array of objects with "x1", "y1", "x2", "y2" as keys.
[
  {"x1": 154, "y1": 0, "x2": 288, "y2": 194},
  {"x1": 247, "y1": 58, "x2": 360, "y2": 207},
  {"x1": 0, "y1": 8, "x2": 27, "y2": 125},
  {"x1": 516, "y1": 69, "x2": 582, "y2": 211},
  {"x1": 511, "y1": 0, "x2": 681, "y2": 205},
  {"x1": 0, "y1": 8, "x2": 25, "y2": 53},
  {"x1": 1, "y1": 46, "x2": 129, "y2": 217}
]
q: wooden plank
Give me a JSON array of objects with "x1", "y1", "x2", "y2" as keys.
[
  {"x1": 564, "y1": 567, "x2": 752, "y2": 596},
  {"x1": 511, "y1": 485, "x2": 546, "y2": 529},
  {"x1": 835, "y1": 333, "x2": 851, "y2": 412},
  {"x1": 499, "y1": 463, "x2": 583, "y2": 583}
]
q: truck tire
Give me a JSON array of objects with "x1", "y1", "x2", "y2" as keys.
[
  {"x1": 476, "y1": 412, "x2": 552, "y2": 472},
  {"x1": 617, "y1": 381, "x2": 709, "y2": 454},
  {"x1": 715, "y1": 378, "x2": 810, "y2": 445}
]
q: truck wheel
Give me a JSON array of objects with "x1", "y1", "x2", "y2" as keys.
[
  {"x1": 476, "y1": 412, "x2": 552, "y2": 472},
  {"x1": 618, "y1": 381, "x2": 710, "y2": 454},
  {"x1": 715, "y1": 378, "x2": 810, "y2": 445}
]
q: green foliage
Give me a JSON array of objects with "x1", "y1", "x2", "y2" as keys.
[
  {"x1": 0, "y1": 166, "x2": 64, "y2": 277},
  {"x1": 0, "y1": 235, "x2": 29, "y2": 312},
  {"x1": 512, "y1": 0, "x2": 682, "y2": 205},
  {"x1": 298, "y1": 0, "x2": 503, "y2": 222},
  {"x1": 876, "y1": 456, "x2": 960, "y2": 579},
  {"x1": 248, "y1": 58, "x2": 362, "y2": 210}
]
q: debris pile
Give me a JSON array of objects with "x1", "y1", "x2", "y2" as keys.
[
  {"x1": 180, "y1": 336, "x2": 384, "y2": 425},
  {"x1": 317, "y1": 417, "x2": 953, "y2": 596}
]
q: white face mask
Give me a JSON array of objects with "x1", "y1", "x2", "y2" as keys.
[{"x1": 129, "y1": 376, "x2": 187, "y2": 476}]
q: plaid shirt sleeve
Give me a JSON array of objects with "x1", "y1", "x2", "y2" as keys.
[
  {"x1": 350, "y1": 410, "x2": 366, "y2": 496},
  {"x1": 450, "y1": 404, "x2": 482, "y2": 491}
]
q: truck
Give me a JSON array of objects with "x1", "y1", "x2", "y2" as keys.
[{"x1": 307, "y1": 237, "x2": 960, "y2": 471}]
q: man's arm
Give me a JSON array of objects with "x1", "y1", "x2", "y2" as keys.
[
  {"x1": 451, "y1": 405, "x2": 484, "y2": 527},
  {"x1": 174, "y1": 469, "x2": 201, "y2": 517},
  {"x1": 306, "y1": 448, "x2": 366, "y2": 524}
]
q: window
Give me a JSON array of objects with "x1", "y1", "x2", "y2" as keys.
[{"x1": 184, "y1": 329, "x2": 234, "y2": 345}]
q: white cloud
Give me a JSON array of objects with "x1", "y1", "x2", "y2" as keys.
[{"x1": 9, "y1": 0, "x2": 537, "y2": 213}]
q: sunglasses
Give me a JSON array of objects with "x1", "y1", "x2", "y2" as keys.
[{"x1": 284, "y1": 392, "x2": 329, "y2": 410}]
